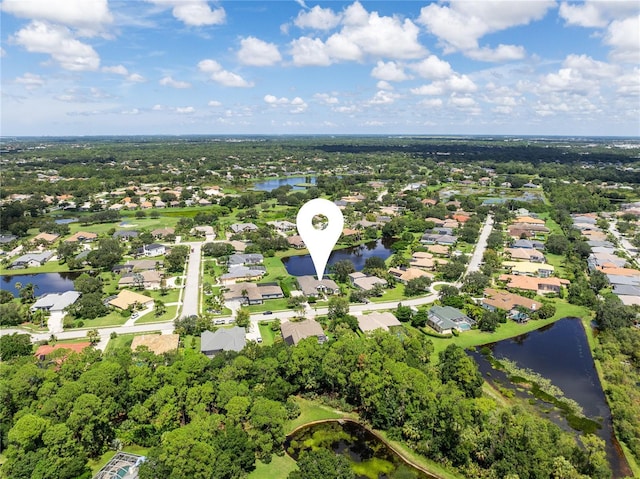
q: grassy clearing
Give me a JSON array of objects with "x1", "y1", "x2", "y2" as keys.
[
  {"x1": 369, "y1": 284, "x2": 406, "y2": 303},
  {"x1": 247, "y1": 454, "x2": 298, "y2": 479},
  {"x1": 260, "y1": 256, "x2": 289, "y2": 282},
  {"x1": 144, "y1": 288, "x2": 181, "y2": 303},
  {"x1": 135, "y1": 305, "x2": 178, "y2": 324},
  {"x1": 103, "y1": 332, "x2": 143, "y2": 354},
  {"x1": 70, "y1": 311, "x2": 129, "y2": 329},
  {"x1": 247, "y1": 298, "x2": 290, "y2": 313},
  {"x1": 258, "y1": 322, "x2": 281, "y2": 346},
  {"x1": 0, "y1": 261, "x2": 81, "y2": 276},
  {"x1": 286, "y1": 396, "x2": 355, "y2": 432}
]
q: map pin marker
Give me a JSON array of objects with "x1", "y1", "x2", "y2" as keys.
[{"x1": 296, "y1": 198, "x2": 344, "y2": 281}]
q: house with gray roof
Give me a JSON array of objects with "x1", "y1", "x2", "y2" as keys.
[
  {"x1": 113, "y1": 230, "x2": 139, "y2": 241},
  {"x1": 220, "y1": 266, "x2": 266, "y2": 285},
  {"x1": 10, "y1": 251, "x2": 54, "y2": 269},
  {"x1": 30, "y1": 291, "x2": 81, "y2": 313},
  {"x1": 227, "y1": 253, "x2": 263, "y2": 267},
  {"x1": 200, "y1": 326, "x2": 247, "y2": 357},
  {"x1": 427, "y1": 306, "x2": 474, "y2": 335},
  {"x1": 230, "y1": 223, "x2": 258, "y2": 234},
  {"x1": 281, "y1": 319, "x2": 327, "y2": 346}
]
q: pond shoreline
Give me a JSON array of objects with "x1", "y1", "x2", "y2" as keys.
[{"x1": 286, "y1": 418, "x2": 451, "y2": 479}]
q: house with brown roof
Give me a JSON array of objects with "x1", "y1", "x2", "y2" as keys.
[
  {"x1": 118, "y1": 270, "x2": 163, "y2": 289},
  {"x1": 66, "y1": 231, "x2": 98, "y2": 243},
  {"x1": 32, "y1": 232, "x2": 60, "y2": 244},
  {"x1": 357, "y1": 312, "x2": 401, "y2": 333},
  {"x1": 108, "y1": 290, "x2": 154, "y2": 310},
  {"x1": 388, "y1": 267, "x2": 433, "y2": 284},
  {"x1": 151, "y1": 227, "x2": 175, "y2": 239},
  {"x1": 499, "y1": 274, "x2": 569, "y2": 294},
  {"x1": 287, "y1": 235, "x2": 305, "y2": 249},
  {"x1": 281, "y1": 319, "x2": 327, "y2": 345},
  {"x1": 483, "y1": 288, "x2": 539, "y2": 315}
]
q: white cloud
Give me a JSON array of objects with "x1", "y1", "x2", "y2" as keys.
[
  {"x1": 264, "y1": 94, "x2": 308, "y2": 113},
  {"x1": 159, "y1": 76, "x2": 191, "y2": 89},
  {"x1": 411, "y1": 55, "x2": 453, "y2": 80},
  {"x1": 419, "y1": 98, "x2": 443, "y2": 108},
  {"x1": 2, "y1": 0, "x2": 112, "y2": 35},
  {"x1": 368, "y1": 90, "x2": 400, "y2": 105},
  {"x1": 0, "y1": 47, "x2": 5, "y2": 57},
  {"x1": 466, "y1": 44, "x2": 526, "y2": 62},
  {"x1": 198, "y1": 59, "x2": 253, "y2": 87},
  {"x1": 291, "y1": 1, "x2": 425, "y2": 65},
  {"x1": 371, "y1": 61, "x2": 409, "y2": 82},
  {"x1": 152, "y1": 104, "x2": 164, "y2": 111},
  {"x1": 615, "y1": 68, "x2": 640, "y2": 96},
  {"x1": 605, "y1": 15, "x2": 640, "y2": 63},
  {"x1": 103, "y1": 64, "x2": 129, "y2": 75},
  {"x1": 144, "y1": 0, "x2": 225, "y2": 26},
  {"x1": 559, "y1": 1, "x2": 638, "y2": 28},
  {"x1": 175, "y1": 106, "x2": 195, "y2": 114},
  {"x1": 208, "y1": 100, "x2": 222, "y2": 107},
  {"x1": 237, "y1": 37, "x2": 281, "y2": 66},
  {"x1": 314, "y1": 93, "x2": 339, "y2": 104},
  {"x1": 449, "y1": 95, "x2": 477, "y2": 108},
  {"x1": 290, "y1": 37, "x2": 332, "y2": 66},
  {"x1": 411, "y1": 74, "x2": 477, "y2": 96},
  {"x1": 418, "y1": 1, "x2": 553, "y2": 60},
  {"x1": 376, "y1": 80, "x2": 394, "y2": 90},
  {"x1": 294, "y1": 5, "x2": 341, "y2": 30},
  {"x1": 126, "y1": 73, "x2": 145, "y2": 83},
  {"x1": 15, "y1": 72, "x2": 44, "y2": 90},
  {"x1": 121, "y1": 108, "x2": 140, "y2": 115},
  {"x1": 12, "y1": 21, "x2": 100, "y2": 71}
]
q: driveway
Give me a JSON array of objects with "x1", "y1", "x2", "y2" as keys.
[{"x1": 181, "y1": 242, "x2": 202, "y2": 318}]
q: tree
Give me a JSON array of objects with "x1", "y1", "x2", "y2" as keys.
[
  {"x1": 0, "y1": 333, "x2": 32, "y2": 360},
  {"x1": 534, "y1": 303, "x2": 556, "y2": 320},
  {"x1": 404, "y1": 276, "x2": 432, "y2": 296},
  {"x1": 411, "y1": 309, "x2": 429, "y2": 328},
  {"x1": 589, "y1": 270, "x2": 609, "y2": 293},
  {"x1": 478, "y1": 310, "x2": 501, "y2": 332},
  {"x1": 87, "y1": 329, "x2": 100, "y2": 345},
  {"x1": 327, "y1": 296, "x2": 349, "y2": 321},
  {"x1": 331, "y1": 260, "x2": 355, "y2": 283},
  {"x1": 73, "y1": 273, "x2": 103, "y2": 294},
  {"x1": 363, "y1": 256, "x2": 386, "y2": 273},
  {"x1": 0, "y1": 302, "x2": 25, "y2": 326},
  {"x1": 545, "y1": 234, "x2": 569, "y2": 255},
  {"x1": 596, "y1": 295, "x2": 635, "y2": 330},
  {"x1": 235, "y1": 307, "x2": 251, "y2": 328},
  {"x1": 461, "y1": 272, "x2": 491, "y2": 296},
  {"x1": 87, "y1": 238, "x2": 124, "y2": 270},
  {"x1": 154, "y1": 300, "x2": 166, "y2": 317},
  {"x1": 248, "y1": 397, "x2": 288, "y2": 461},
  {"x1": 202, "y1": 242, "x2": 235, "y2": 257},
  {"x1": 0, "y1": 289, "x2": 14, "y2": 304},
  {"x1": 18, "y1": 283, "x2": 37, "y2": 304},
  {"x1": 439, "y1": 344, "x2": 483, "y2": 398},
  {"x1": 395, "y1": 303, "x2": 413, "y2": 323},
  {"x1": 288, "y1": 449, "x2": 356, "y2": 479},
  {"x1": 165, "y1": 245, "x2": 190, "y2": 273},
  {"x1": 68, "y1": 292, "x2": 108, "y2": 320},
  {"x1": 439, "y1": 260, "x2": 466, "y2": 281}
]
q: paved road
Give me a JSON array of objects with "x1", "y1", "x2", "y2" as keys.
[
  {"x1": 464, "y1": 214, "x2": 494, "y2": 278},
  {"x1": 608, "y1": 219, "x2": 639, "y2": 267},
  {"x1": 181, "y1": 242, "x2": 202, "y2": 318}
]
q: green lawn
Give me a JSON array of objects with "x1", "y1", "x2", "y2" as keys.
[
  {"x1": 369, "y1": 284, "x2": 407, "y2": 303},
  {"x1": 260, "y1": 256, "x2": 289, "y2": 282},
  {"x1": 0, "y1": 261, "x2": 82, "y2": 276},
  {"x1": 144, "y1": 288, "x2": 181, "y2": 303},
  {"x1": 247, "y1": 298, "x2": 290, "y2": 313},
  {"x1": 258, "y1": 323, "x2": 279, "y2": 346},
  {"x1": 135, "y1": 304, "x2": 178, "y2": 324},
  {"x1": 545, "y1": 253, "x2": 568, "y2": 278},
  {"x1": 247, "y1": 454, "x2": 298, "y2": 479},
  {"x1": 285, "y1": 396, "x2": 355, "y2": 432},
  {"x1": 103, "y1": 333, "x2": 142, "y2": 354},
  {"x1": 70, "y1": 311, "x2": 129, "y2": 329}
]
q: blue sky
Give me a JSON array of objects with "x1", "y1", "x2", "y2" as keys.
[{"x1": 1, "y1": 0, "x2": 639, "y2": 136}]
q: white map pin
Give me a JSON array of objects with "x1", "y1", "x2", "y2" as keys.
[{"x1": 296, "y1": 198, "x2": 344, "y2": 280}]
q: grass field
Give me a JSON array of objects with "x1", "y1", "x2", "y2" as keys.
[
  {"x1": 135, "y1": 304, "x2": 178, "y2": 324},
  {"x1": 71, "y1": 310, "x2": 129, "y2": 329},
  {"x1": 247, "y1": 454, "x2": 298, "y2": 479},
  {"x1": 258, "y1": 323, "x2": 279, "y2": 346},
  {"x1": 369, "y1": 284, "x2": 406, "y2": 303},
  {"x1": 247, "y1": 298, "x2": 290, "y2": 313},
  {"x1": 103, "y1": 332, "x2": 143, "y2": 354}
]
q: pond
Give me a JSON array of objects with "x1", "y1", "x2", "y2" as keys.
[
  {"x1": 470, "y1": 317, "x2": 631, "y2": 478},
  {"x1": 0, "y1": 272, "x2": 81, "y2": 297},
  {"x1": 285, "y1": 420, "x2": 436, "y2": 479},
  {"x1": 252, "y1": 176, "x2": 316, "y2": 191},
  {"x1": 282, "y1": 238, "x2": 395, "y2": 276}
]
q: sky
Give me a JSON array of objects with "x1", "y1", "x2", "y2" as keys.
[{"x1": 1, "y1": 0, "x2": 639, "y2": 137}]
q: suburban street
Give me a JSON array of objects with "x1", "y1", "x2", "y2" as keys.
[
  {"x1": 181, "y1": 242, "x2": 203, "y2": 318},
  {"x1": 608, "y1": 219, "x2": 639, "y2": 267}
]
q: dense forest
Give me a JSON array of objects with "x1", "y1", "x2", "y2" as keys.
[{"x1": 0, "y1": 329, "x2": 612, "y2": 479}]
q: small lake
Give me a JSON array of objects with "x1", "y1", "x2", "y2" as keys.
[
  {"x1": 470, "y1": 318, "x2": 631, "y2": 478},
  {"x1": 282, "y1": 238, "x2": 395, "y2": 276},
  {"x1": 252, "y1": 176, "x2": 316, "y2": 191},
  {"x1": 285, "y1": 420, "x2": 435, "y2": 479},
  {"x1": 0, "y1": 272, "x2": 81, "y2": 297}
]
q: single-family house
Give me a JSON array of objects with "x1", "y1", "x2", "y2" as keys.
[
  {"x1": 348, "y1": 272, "x2": 387, "y2": 291},
  {"x1": 503, "y1": 261, "x2": 554, "y2": 277},
  {"x1": 227, "y1": 253, "x2": 263, "y2": 267},
  {"x1": 427, "y1": 244, "x2": 450, "y2": 256},
  {"x1": 357, "y1": 312, "x2": 401, "y2": 333},
  {"x1": 287, "y1": 235, "x2": 306, "y2": 249},
  {"x1": 151, "y1": 227, "x2": 175, "y2": 239},
  {"x1": 136, "y1": 243, "x2": 166, "y2": 258},
  {"x1": 10, "y1": 251, "x2": 54, "y2": 269},
  {"x1": 118, "y1": 270, "x2": 163, "y2": 289},
  {"x1": 230, "y1": 223, "x2": 258, "y2": 234},
  {"x1": 220, "y1": 266, "x2": 266, "y2": 285},
  {"x1": 427, "y1": 306, "x2": 474, "y2": 334},
  {"x1": 126, "y1": 259, "x2": 163, "y2": 271},
  {"x1": 281, "y1": 319, "x2": 327, "y2": 346},
  {"x1": 113, "y1": 230, "x2": 139, "y2": 241},
  {"x1": 297, "y1": 276, "x2": 341, "y2": 297},
  {"x1": 66, "y1": 231, "x2": 98, "y2": 243},
  {"x1": 388, "y1": 267, "x2": 433, "y2": 285},
  {"x1": 0, "y1": 234, "x2": 18, "y2": 244},
  {"x1": 223, "y1": 282, "x2": 284, "y2": 305},
  {"x1": 108, "y1": 290, "x2": 154, "y2": 310},
  {"x1": 498, "y1": 274, "x2": 569, "y2": 294},
  {"x1": 268, "y1": 220, "x2": 296, "y2": 232},
  {"x1": 35, "y1": 342, "x2": 92, "y2": 361},
  {"x1": 30, "y1": 291, "x2": 81, "y2": 313},
  {"x1": 505, "y1": 248, "x2": 546, "y2": 263},
  {"x1": 482, "y1": 288, "x2": 539, "y2": 321},
  {"x1": 32, "y1": 232, "x2": 60, "y2": 244},
  {"x1": 201, "y1": 327, "x2": 247, "y2": 357}
]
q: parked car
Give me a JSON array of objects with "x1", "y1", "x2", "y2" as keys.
[{"x1": 263, "y1": 311, "x2": 273, "y2": 315}]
